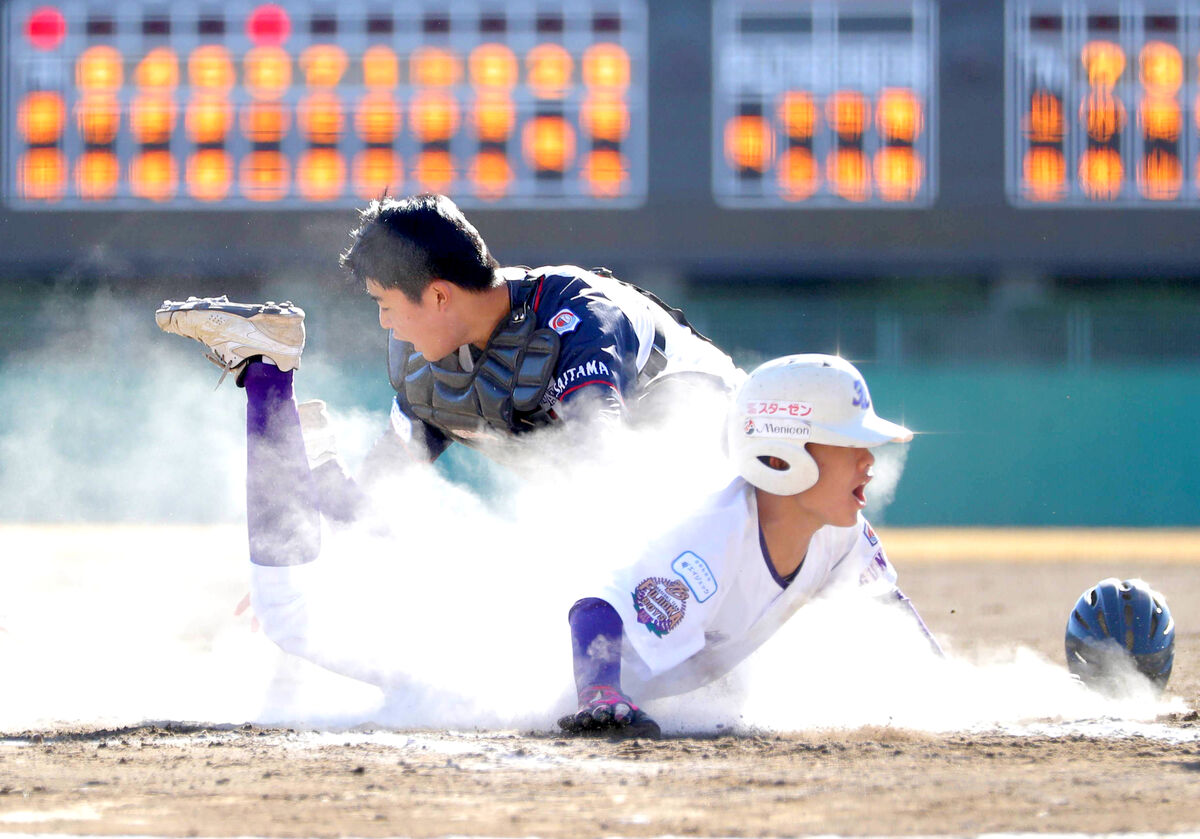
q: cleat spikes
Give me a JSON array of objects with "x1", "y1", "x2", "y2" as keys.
[{"x1": 156, "y1": 295, "x2": 305, "y2": 385}]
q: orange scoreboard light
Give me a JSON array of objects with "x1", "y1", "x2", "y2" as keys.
[
  {"x1": 712, "y1": 0, "x2": 938, "y2": 208},
  {"x1": 2, "y1": 1, "x2": 647, "y2": 209},
  {"x1": 1008, "y1": 1, "x2": 1200, "y2": 206}
]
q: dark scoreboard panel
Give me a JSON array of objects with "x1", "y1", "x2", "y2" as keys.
[
  {"x1": 5, "y1": 0, "x2": 1200, "y2": 281},
  {"x1": 1007, "y1": 0, "x2": 1200, "y2": 206},
  {"x1": 713, "y1": 0, "x2": 937, "y2": 207},
  {"x1": 2, "y1": 0, "x2": 647, "y2": 208}
]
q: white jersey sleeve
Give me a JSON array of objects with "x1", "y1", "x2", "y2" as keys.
[
  {"x1": 600, "y1": 481, "x2": 903, "y2": 700},
  {"x1": 584, "y1": 270, "x2": 743, "y2": 389},
  {"x1": 822, "y1": 516, "x2": 898, "y2": 597},
  {"x1": 599, "y1": 480, "x2": 756, "y2": 680}
]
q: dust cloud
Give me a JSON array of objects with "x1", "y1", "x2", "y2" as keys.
[{"x1": 0, "y1": 292, "x2": 1177, "y2": 736}]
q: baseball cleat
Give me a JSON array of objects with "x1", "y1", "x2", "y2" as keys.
[
  {"x1": 557, "y1": 685, "x2": 662, "y2": 739},
  {"x1": 156, "y1": 296, "x2": 305, "y2": 383}
]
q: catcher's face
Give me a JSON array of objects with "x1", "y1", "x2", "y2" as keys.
[
  {"x1": 798, "y1": 443, "x2": 875, "y2": 528},
  {"x1": 367, "y1": 278, "x2": 464, "y2": 360}
]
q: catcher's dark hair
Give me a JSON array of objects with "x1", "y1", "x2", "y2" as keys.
[{"x1": 339, "y1": 193, "x2": 500, "y2": 302}]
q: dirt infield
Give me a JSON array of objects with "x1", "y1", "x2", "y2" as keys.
[
  {"x1": 1, "y1": 721, "x2": 1199, "y2": 838},
  {"x1": 1, "y1": 553, "x2": 1198, "y2": 837},
  {"x1": 879, "y1": 527, "x2": 1200, "y2": 563}
]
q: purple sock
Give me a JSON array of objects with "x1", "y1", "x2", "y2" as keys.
[
  {"x1": 568, "y1": 597, "x2": 624, "y2": 695},
  {"x1": 245, "y1": 362, "x2": 320, "y2": 567}
]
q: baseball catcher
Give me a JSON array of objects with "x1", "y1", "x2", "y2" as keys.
[{"x1": 159, "y1": 193, "x2": 740, "y2": 523}]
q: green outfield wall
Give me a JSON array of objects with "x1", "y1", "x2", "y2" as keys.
[
  {"x1": 858, "y1": 366, "x2": 1200, "y2": 527},
  {"x1": 1, "y1": 285, "x2": 1197, "y2": 527},
  {"x1": 418, "y1": 364, "x2": 1200, "y2": 528}
]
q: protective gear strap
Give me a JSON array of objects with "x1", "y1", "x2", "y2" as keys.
[
  {"x1": 638, "y1": 327, "x2": 668, "y2": 386},
  {"x1": 388, "y1": 276, "x2": 561, "y2": 445}
]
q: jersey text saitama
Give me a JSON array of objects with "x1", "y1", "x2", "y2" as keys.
[{"x1": 388, "y1": 265, "x2": 740, "y2": 459}]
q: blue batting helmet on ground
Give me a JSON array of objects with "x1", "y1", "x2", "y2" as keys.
[{"x1": 1065, "y1": 577, "x2": 1175, "y2": 690}]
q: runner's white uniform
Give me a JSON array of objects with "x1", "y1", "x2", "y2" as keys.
[
  {"x1": 605, "y1": 476, "x2": 897, "y2": 700},
  {"x1": 246, "y1": 476, "x2": 897, "y2": 701}
]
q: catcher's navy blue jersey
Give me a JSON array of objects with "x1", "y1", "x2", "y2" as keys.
[
  {"x1": 528, "y1": 266, "x2": 646, "y2": 410},
  {"x1": 389, "y1": 265, "x2": 740, "y2": 460}
]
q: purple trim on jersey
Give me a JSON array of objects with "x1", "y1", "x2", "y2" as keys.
[
  {"x1": 758, "y1": 524, "x2": 801, "y2": 589},
  {"x1": 244, "y1": 362, "x2": 321, "y2": 567},
  {"x1": 568, "y1": 597, "x2": 625, "y2": 695},
  {"x1": 894, "y1": 588, "x2": 945, "y2": 657}
]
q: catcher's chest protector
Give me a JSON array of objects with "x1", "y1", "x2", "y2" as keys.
[{"x1": 388, "y1": 278, "x2": 562, "y2": 445}]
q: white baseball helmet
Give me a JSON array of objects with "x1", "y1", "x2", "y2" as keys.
[{"x1": 727, "y1": 354, "x2": 913, "y2": 495}]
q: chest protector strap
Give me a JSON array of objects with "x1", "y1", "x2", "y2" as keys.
[{"x1": 387, "y1": 277, "x2": 561, "y2": 440}]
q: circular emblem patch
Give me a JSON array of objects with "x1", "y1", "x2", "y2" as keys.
[{"x1": 632, "y1": 576, "x2": 689, "y2": 637}]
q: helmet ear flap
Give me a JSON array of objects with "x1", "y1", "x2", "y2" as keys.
[{"x1": 731, "y1": 436, "x2": 819, "y2": 495}]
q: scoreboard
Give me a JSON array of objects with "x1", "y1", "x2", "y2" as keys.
[
  {"x1": 6, "y1": 0, "x2": 1200, "y2": 281},
  {"x1": 713, "y1": 0, "x2": 937, "y2": 207},
  {"x1": 1008, "y1": 0, "x2": 1200, "y2": 206},
  {"x1": 2, "y1": 0, "x2": 647, "y2": 208}
]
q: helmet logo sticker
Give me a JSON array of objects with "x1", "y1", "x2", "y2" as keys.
[
  {"x1": 632, "y1": 577, "x2": 689, "y2": 637},
  {"x1": 746, "y1": 400, "x2": 812, "y2": 418},
  {"x1": 743, "y1": 418, "x2": 811, "y2": 438}
]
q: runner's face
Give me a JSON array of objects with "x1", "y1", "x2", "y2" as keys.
[{"x1": 797, "y1": 443, "x2": 876, "y2": 528}]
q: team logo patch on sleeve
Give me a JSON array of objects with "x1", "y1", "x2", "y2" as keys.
[
  {"x1": 549, "y1": 308, "x2": 581, "y2": 335},
  {"x1": 632, "y1": 577, "x2": 690, "y2": 637},
  {"x1": 862, "y1": 521, "x2": 879, "y2": 546},
  {"x1": 671, "y1": 552, "x2": 718, "y2": 603}
]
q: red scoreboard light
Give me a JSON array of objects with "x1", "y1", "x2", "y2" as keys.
[
  {"x1": 2, "y1": 1, "x2": 647, "y2": 209},
  {"x1": 712, "y1": 0, "x2": 938, "y2": 208},
  {"x1": 1007, "y1": 0, "x2": 1200, "y2": 206}
]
